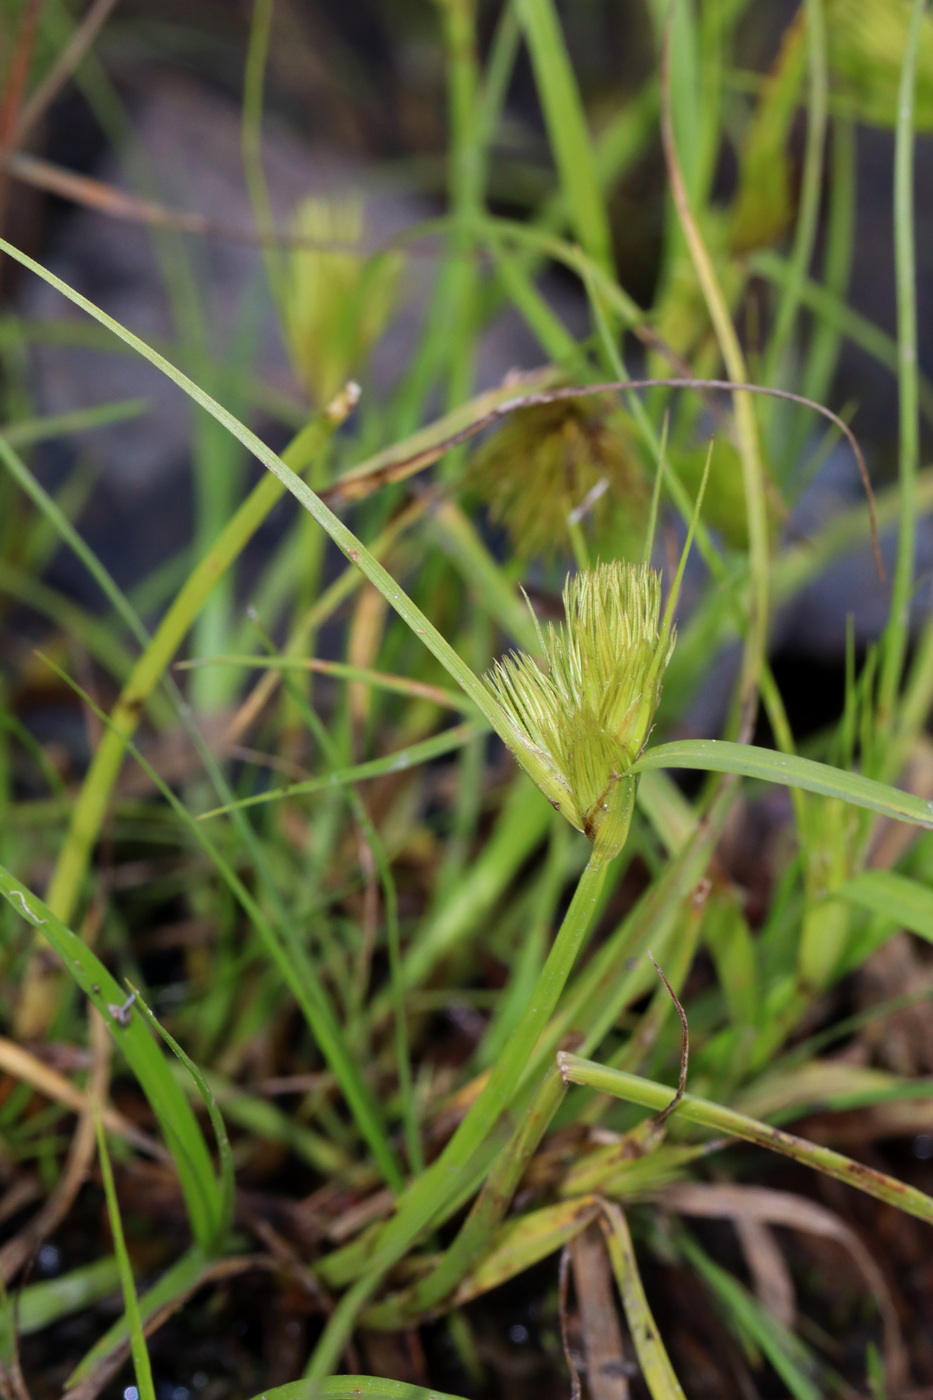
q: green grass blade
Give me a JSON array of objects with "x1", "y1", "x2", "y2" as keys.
[
  {"x1": 763, "y1": 0, "x2": 828, "y2": 391},
  {"x1": 198, "y1": 722, "x2": 482, "y2": 819},
  {"x1": 133, "y1": 988, "x2": 235, "y2": 1251},
  {"x1": 0, "y1": 1257, "x2": 119, "y2": 1349},
  {"x1": 513, "y1": 0, "x2": 613, "y2": 271},
  {"x1": 0, "y1": 867, "x2": 222, "y2": 1250},
  {"x1": 178, "y1": 655, "x2": 471, "y2": 711},
  {"x1": 1, "y1": 397, "x2": 147, "y2": 448},
  {"x1": 252, "y1": 1381, "x2": 470, "y2": 1400},
  {"x1": 93, "y1": 1105, "x2": 156, "y2": 1400},
  {"x1": 453, "y1": 1197, "x2": 600, "y2": 1306},
  {"x1": 633, "y1": 739, "x2": 933, "y2": 828},
  {"x1": 0, "y1": 434, "x2": 149, "y2": 649},
  {"x1": 67, "y1": 1245, "x2": 208, "y2": 1384},
  {"x1": 879, "y1": 0, "x2": 926, "y2": 724},
  {"x1": 679, "y1": 1230, "x2": 823, "y2": 1400},
  {"x1": 834, "y1": 869, "x2": 933, "y2": 942}
]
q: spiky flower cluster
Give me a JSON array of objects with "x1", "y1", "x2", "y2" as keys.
[{"x1": 486, "y1": 562, "x2": 673, "y2": 859}]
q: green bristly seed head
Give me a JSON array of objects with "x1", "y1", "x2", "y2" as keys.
[{"x1": 485, "y1": 562, "x2": 674, "y2": 861}]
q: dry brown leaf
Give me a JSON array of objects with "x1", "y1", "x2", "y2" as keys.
[
  {"x1": 570, "y1": 1222, "x2": 630, "y2": 1400},
  {"x1": 654, "y1": 1181, "x2": 908, "y2": 1388},
  {"x1": 0, "y1": 1008, "x2": 111, "y2": 1285},
  {"x1": 733, "y1": 1215, "x2": 796, "y2": 1329},
  {"x1": 0, "y1": 1035, "x2": 163, "y2": 1160}
]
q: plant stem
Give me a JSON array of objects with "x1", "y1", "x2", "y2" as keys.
[
  {"x1": 879, "y1": 0, "x2": 925, "y2": 727},
  {"x1": 305, "y1": 852, "x2": 610, "y2": 1378},
  {"x1": 559, "y1": 1054, "x2": 933, "y2": 1226}
]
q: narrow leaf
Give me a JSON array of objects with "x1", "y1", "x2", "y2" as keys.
[
  {"x1": 633, "y1": 740, "x2": 933, "y2": 828},
  {"x1": 0, "y1": 867, "x2": 221, "y2": 1251},
  {"x1": 834, "y1": 868, "x2": 933, "y2": 942}
]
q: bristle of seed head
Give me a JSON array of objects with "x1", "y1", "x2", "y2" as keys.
[{"x1": 486, "y1": 562, "x2": 674, "y2": 856}]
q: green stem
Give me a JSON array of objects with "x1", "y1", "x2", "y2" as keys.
[
  {"x1": 363, "y1": 1067, "x2": 566, "y2": 1327},
  {"x1": 41, "y1": 412, "x2": 342, "y2": 930},
  {"x1": 94, "y1": 1110, "x2": 157, "y2": 1400},
  {"x1": 787, "y1": 116, "x2": 856, "y2": 472},
  {"x1": 305, "y1": 853, "x2": 610, "y2": 1378},
  {"x1": 559, "y1": 1054, "x2": 933, "y2": 1226},
  {"x1": 879, "y1": 0, "x2": 925, "y2": 726},
  {"x1": 241, "y1": 0, "x2": 286, "y2": 310},
  {"x1": 762, "y1": 0, "x2": 828, "y2": 390},
  {"x1": 513, "y1": 0, "x2": 613, "y2": 272},
  {"x1": 660, "y1": 31, "x2": 770, "y2": 732}
]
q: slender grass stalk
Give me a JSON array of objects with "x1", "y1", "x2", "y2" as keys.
[
  {"x1": 440, "y1": 0, "x2": 482, "y2": 420},
  {"x1": 474, "y1": 5, "x2": 520, "y2": 171},
  {"x1": 788, "y1": 116, "x2": 856, "y2": 469},
  {"x1": 66, "y1": 1246, "x2": 210, "y2": 1386},
  {"x1": 94, "y1": 1106, "x2": 156, "y2": 1400},
  {"x1": 178, "y1": 655, "x2": 470, "y2": 712},
  {"x1": 763, "y1": 0, "x2": 828, "y2": 391},
  {"x1": 391, "y1": 0, "x2": 485, "y2": 437},
  {"x1": 878, "y1": 0, "x2": 926, "y2": 727},
  {"x1": 660, "y1": 22, "x2": 770, "y2": 732},
  {"x1": 512, "y1": 0, "x2": 613, "y2": 271},
  {"x1": 559, "y1": 1054, "x2": 933, "y2": 1225},
  {"x1": 198, "y1": 723, "x2": 481, "y2": 821},
  {"x1": 241, "y1": 0, "x2": 286, "y2": 309},
  {"x1": 534, "y1": 784, "x2": 737, "y2": 1087},
  {"x1": 0, "y1": 435, "x2": 149, "y2": 649}
]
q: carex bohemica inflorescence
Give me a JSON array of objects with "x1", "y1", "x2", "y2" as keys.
[
  {"x1": 468, "y1": 396, "x2": 647, "y2": 561},
  {"x1": 485, "y1": 561, "x2": 674, "y2": 862}
]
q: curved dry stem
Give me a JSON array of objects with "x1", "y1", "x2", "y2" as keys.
[{"x1": 327, "y1": 376, "x2": 882, "y2": 580}]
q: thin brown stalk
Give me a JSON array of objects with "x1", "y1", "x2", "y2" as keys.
[
  {"x1": 0, "y1": 1006, "x2": 111, "y2": 1284},
  {"x1": 12, "y1": 0, "x2": 121, "y2": 143},
  {"x1": 0, "y1": 0, "x2": 43, "y2": 232}
]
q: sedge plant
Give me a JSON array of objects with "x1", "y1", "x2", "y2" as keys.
[{"x1": 7, "y1": 0, "x2": 933, "y2": 1395}]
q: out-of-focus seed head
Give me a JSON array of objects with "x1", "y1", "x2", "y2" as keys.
[
  {"x1": 283, "y1": 195, "x2": 402, "y2": 406},
  {"x1": 467, "y1": 397, "x2": 646, "y2": 560}
]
